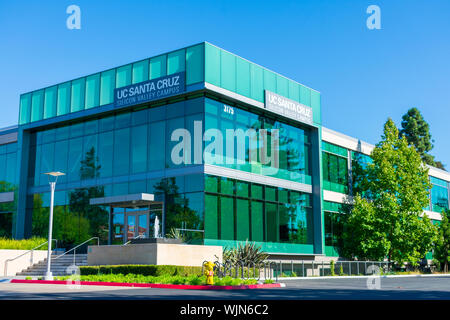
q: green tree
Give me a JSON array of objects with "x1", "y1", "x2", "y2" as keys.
[
  {"x1": 434, "y1": 210, "x2": 450, "y2": 272},
  {"x1": 399, "y1": 107, "x2": 445, "y2": 170},
  {"x1": 343, "y1": 118, "x2": 438, "y2": 265}
]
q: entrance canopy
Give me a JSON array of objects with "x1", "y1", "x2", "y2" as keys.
[
  {"x1": 89, "y1": 193, "x2": 162, "y2": 208},
  {"x1": 89, "y1": 193, "x2": 165, "y2": 244}
]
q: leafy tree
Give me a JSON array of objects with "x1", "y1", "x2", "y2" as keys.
[
  {"x1": 434, "y1": 210, "x2": 450, "y2": 272},
  {"x1": 342, "y1": 118, "x2": 438, "y2": 265},
  {"x1": 399, "y1": 107, "x2": 445, "y2": 170}
]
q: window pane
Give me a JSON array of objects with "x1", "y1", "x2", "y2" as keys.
[
  {"x1": 148, "y1": 121, "x2": 165, "y2": 171},
  {"x1": 186, "y1": 44, "x2": 204, "y2": 85},
  {"x1": 132, "y1": 60, "x2": 149, "y2": 84},
  {"x1": 71, "y1": 78, "x2": 85, "y2": 112},
  {"x1": 19, "y1": 93, "x2": 32, "y2": 125},
  {"x1": 116, "y1": 65, "x2": 132, "y2": 88},
  {"x1": 31, "y1": 90, "x2": 44, "y2": 122},
  {"x1": 251, "y1": 201, "x2": 263, "y2": 242},
  {"x1": 265, "y1": 203, "x2": 277, "y2": 242},
  {"x1": 167, "y1": 49, "x2": 185, "y2": 75},
  {"x1": 85, "y1": 74, "x2": 100, "y2": 109},
  {"x1": 205, "y1": 194, "x2": 218, "y2": 239},
  {"x1": 131, "y1": 125, "x2": 147, "y2": 173},
  {"x1": 236, "y1": 199, "x2": 250, "y2": 240},
  {"x1": 149, "y1": 55, "x2": 166, "y2": 79},
  {"x1": 113, "y1": 128, "x2": 130, "y2": 176},
  {"x1": 57, "y1": 82, "x2": 71, "y2": 116},
  {"x1": 68, "y1": 138, "x2": 83, "y2": 182},
  {"x1": 220, "y1": 196, "x2": 234, "y2": 240},
  {"x1": 100, "y1": 70, "x2": 115, "y2": 105},
  {"x1": 44, "y1": 86, "x2": 57, "y2": 119},
  {"x1": 98, "y1": 131, "x2": 113, "y2": 178}
]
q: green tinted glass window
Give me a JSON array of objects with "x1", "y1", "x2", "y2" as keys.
[
  {"x1": 205, "y1": 175, "x2": 218, "y2": 193},
  {"x1": 150, "y1": 55, "x2": 167, "y2": 79},
  {"x1": 250, "y1": 64, "x2": 264, "y2": 102},
  {"x1": 251, "y1": 201, "x2": 263, "y2": 241},
  {"x1": 265, "y1": 203, "x2": 278, "y2": 242},
  {"x1": 148, "y1": 121, "x2": 165, "y2": 171},
  {"x1": 236, "y1": 181, "x2": 249, "y2": 198},
  {"x1": 220, "y1": 177, "x2": 234, "y2": 195},
  {"x1": 300, "y1": 85, "x2": 311, "y2": 106},
  {"x1": 100, "y1": 70, "x2": 115, "y2": 105},
  {"x1": 167, "y1": 49, "x2": 185, "y2": 75},
  {"x1": 263, "y1": 69, "x2": 276, "y2": 93},
  {"x1": 132, "y1": 60, "x2": 149, "y2": 84},
  {"x1": 220, "y1": 196, "x2": 234, "y2": 240},
  {"x1": 276, "y1": 75, "x2": 289, "y2": 97},
  {"x1": 71, "y1": 78, "x2": 85, "y2": 112},
  {"x1": 43, "y1": 86, "x2": 57, "y2": 119},
  {"x1": 31, "y1": 90, "x2": 44, "y2": 122},
  {"x1": 265, "y1": 186, "x2": 276, "y2": 202},
  {"x1": 251, "y1": 184, "x2": 263, "y2": 199},
  {"x1": 186, "y1": 44, "x2": 204, "y2": 85},
  {"x1": 98, "y1": 131, "x2": 113, "y2": 177},
  {"x1": 19, "y1": 93, "x2": 32, "y2": 125},
  {"x1": 205, "y1": 194, "x2": 218, "y2": 239},
  {"x1": 236, "y1": 199, "x2": 250, "y2": 240},
  {"x1": 116, "y1": 65, "x2": 132, "y2": 88},
  {"x1": 85, "y1": 74, "x2": 100, "y2": 109}
]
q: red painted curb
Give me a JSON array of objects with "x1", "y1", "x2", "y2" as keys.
[{"x1": 10, "y1": 279, "x2": 281, "y2": 290}]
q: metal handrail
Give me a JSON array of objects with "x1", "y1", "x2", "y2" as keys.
[
  {"x1": 52, "y1": 237, "x2": 99, "y2": 261},
  {"x1": 4, "y1": 239, "x2": 58, "y2": 276},
  {"x1": 124, "y1": 234, "x2": 145, "y2": 246}
]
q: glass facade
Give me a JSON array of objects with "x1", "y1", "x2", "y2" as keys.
[
  {"x1": 205, "y1": 98, "x2": 312, "y2": 184},
  {"x1": 322, "y1": 141, "x2": 348, "y2": 194},
  {"x1": 204, "y1": 175, "x2": 314, "y2": 245},
  {"x1": 429, "y1": 176, "x2": 449, "y2": 213},
  {"x1": 19, "y1": 44, "x2": 205, "y2": 125},
  {"x1": 0, "y1": 141, "x2": 18, "y2": 237}
]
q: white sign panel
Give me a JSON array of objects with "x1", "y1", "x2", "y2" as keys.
[{"x1": 264, "y1": 90, "x2": 313, "y2": 125}]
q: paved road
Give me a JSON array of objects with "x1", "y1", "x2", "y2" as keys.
[{"x1": 1, "y1": 276, "x2": 450, "y2": 300}]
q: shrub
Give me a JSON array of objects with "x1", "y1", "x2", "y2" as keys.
[
  {"x1": 79, "y1": 265, "x2": 202, "y2": 277},
  {"x1": 339, "y1": 264, "x2": 344, "y2": 276},
  {"x1": 330, "y1": 260, "x2": 335, "y2": 276},
  {"x1": 0, "y1": 237, "x2": 48, "y2": 250},
  {"x1": 222, "y1": 241, "x2": 268, "y2": 267},
  {"x1": 264, "y1": 279, "x2": 274, "y2": 284}
]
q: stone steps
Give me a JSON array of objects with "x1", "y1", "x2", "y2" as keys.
[{"x1": 16, "y1": 254, "x2": 88, "y2": 276}]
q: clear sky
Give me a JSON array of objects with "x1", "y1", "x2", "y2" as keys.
[{"x1": 1, "y1": 0, "x2": 449, "y2": 167}]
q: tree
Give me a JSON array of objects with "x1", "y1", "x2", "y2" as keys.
[
  {"x1": 399, "y1": 107, "x2": 445, "y2": 170},
  {"x1": 434, "y1": 210, "x2": 450, "y2": 272},
  {"x1": 343, "y1": 118, "x2": 438, "y2": 265}
]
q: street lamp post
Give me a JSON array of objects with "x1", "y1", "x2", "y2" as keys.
[{"x1": 43, "y1": 171, "x2": 65, "y2": 281}]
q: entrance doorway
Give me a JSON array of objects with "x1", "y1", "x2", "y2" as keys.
[{"x1": 125, "y1": 210, "x2": 149, "y2": 242}]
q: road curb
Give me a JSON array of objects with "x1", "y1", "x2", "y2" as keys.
[
  {"x1": 10, "y1": 279, "x2": 283, "y2": 290},
  {"x1": 278, "y1": 274, "x2": 450, "y2": 280}
]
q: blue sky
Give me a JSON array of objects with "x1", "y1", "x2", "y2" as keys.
[{"x1": 1, "y1": 0, "x2": 449, "y2": 166}]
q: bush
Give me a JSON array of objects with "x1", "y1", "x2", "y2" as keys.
[
  {"x1": 330, "y1": 260, "x2": 335, "y2": 276},
  {"x1": 222, "y1": 241, "x2": 268, "y2": 267},
  {"x1": 264, "y1": 279, "x2": 274, "y2": 284},
  {"x1": 339, "y1": 264, "x2": 344, "y2": 276},
  {"x1": 0, "y1": 237, "x2": 48, "y2": 250},
  {"x1": 79, "y1": 265, "x2": 202, "y2": 277}
]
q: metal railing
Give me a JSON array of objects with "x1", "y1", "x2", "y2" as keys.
[
  {"x1": 201, "y1": 259, "x2": 391, "y2": 281},
  {"x1": 52, "y1": 237, "x2": 99, "y2": 266},
  {"x1": 124, "y1": 234, "x2": 145, "y2": 246},
  {"x1": 4, "y1": 239, "x2": 59, "y2": 276}
]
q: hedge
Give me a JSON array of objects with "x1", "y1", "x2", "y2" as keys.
[
  {"x1": 79, "y1": 265, "x2": 203, "y2": 277},
  {"x1": 0, "y1": 237, "x2": 48, "y2": 250}
]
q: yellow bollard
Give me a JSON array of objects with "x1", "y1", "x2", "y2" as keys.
[{"x1": 203, "y1": 261, "x2": 215, "y2": 285}]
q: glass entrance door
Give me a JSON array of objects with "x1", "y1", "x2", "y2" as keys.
[{"x1": 125, "y1": 210, "x2": 149, "y2": 242}]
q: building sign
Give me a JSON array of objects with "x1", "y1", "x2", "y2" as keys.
[
  {"x1": 264, "y1": 90, "x2": 313, "y2": 125},
  {"x1": 114, "y1": 72, "x2": 185, "y2": 108}
]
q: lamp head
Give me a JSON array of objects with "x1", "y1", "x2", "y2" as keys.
[{"x1": 43, "y1": 171, "x2": 65, "y2": 183}]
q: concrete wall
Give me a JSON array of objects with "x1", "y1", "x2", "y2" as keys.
[
  {"x1": 0, "y1": 249, "x2": 48, "y2": 276},
  {"x1": 87, "y1": 243, "x2": 222, "y2": 267}
]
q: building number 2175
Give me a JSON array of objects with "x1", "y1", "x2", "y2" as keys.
[{"x1": 223, "y1": 105, "x2": 234, "y2": 115}]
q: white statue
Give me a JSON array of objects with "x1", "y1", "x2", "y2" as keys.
[{"x1": 154, "y1": 216, "x2": 160, "y2": 238}]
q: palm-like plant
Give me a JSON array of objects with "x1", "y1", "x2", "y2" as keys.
[{"x1": 223, "y1": 240, "x2": 268, "y2": 267}]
